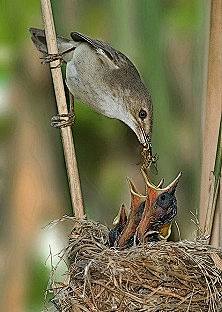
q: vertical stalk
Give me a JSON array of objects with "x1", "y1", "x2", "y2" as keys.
[
  {"x1": 40, "y1": 0, "x2": 85, "y2": 218},
  {"x1": 199, "y1": 0, "x2": 221, "y2": 245}
]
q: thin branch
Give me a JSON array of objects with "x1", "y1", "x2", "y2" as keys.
[
  {"x1": 40, "y1": 0, "x2": 84, "y2": 218},
  {"x1": 199, "y1": 0, "x2": 222, "y2": 245}
]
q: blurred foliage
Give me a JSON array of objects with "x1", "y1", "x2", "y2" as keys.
[
  {"x1": 26, "y1": 259, "x2": 50, "y2": 311},
  {"x1": 0, "y1": 1, "x2": 209, "y2": 311}
]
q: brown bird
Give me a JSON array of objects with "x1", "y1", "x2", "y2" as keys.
[{"x1": 29, "y1": 28, "x2": 153, "y2": 148}]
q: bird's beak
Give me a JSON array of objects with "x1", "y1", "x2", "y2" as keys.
[
  {"x1": 139, "y1": 125, "x2": 151, "y2": 147},
  {"x1": 112, "y1": 171, "x2": 181, "y2": 248},
  {"x1": 113, "y1": 204, "x2": 128, "y2": 226},
  {"x1": 117, "y1": 178, "x2": 146, "y2": 248},
  {"x1": 137, "y1": 170, "x2": 182, "y2": 241},
  {"x1": 141, "y1": 169, "x2": 182, "y2": 193}
]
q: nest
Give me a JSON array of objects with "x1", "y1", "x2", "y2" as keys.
[{"x1": 47, "y1": 217, "x2": 222, "y2": 312}]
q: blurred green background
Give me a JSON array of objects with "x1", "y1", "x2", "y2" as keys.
[{"x1": 0, "y1": 1, "x2": 209, "y2": 311}]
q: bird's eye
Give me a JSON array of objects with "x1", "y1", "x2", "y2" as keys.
[
  {"x1": 139, "y1": 109, "x2": 147, "y2": 120},
  {"x1": 161, "y1": 194, "x2": 166, "y2": 201},
  {"x1": 156, "y1": 192, "x2": 173, "y2": 209}
]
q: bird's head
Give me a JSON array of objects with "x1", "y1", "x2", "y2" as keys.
[
  {"x1": 137, "y1": 170, "x2": 182, "y2": 241},
  {"x1": 107, "y1": 66, "x2": 153, "y2": 147},
  {"x1": 121, "y1": 98, "x2": 153, "y2": 147},
  {"x1": 136, "y1": 107, "x2": 153, "y2": 147}
]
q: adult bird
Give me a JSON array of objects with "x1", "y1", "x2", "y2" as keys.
[{"x1": 29, "y1": 28, "x2": 153, "y2": 148}]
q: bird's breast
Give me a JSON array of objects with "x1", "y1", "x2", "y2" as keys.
[{"x1": 66, "y1": 60, "x2": 128, "y2": 119}]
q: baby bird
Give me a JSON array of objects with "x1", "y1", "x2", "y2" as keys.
[{"x1": 110, "y1": 170, "x2": 181, "y2": 249}]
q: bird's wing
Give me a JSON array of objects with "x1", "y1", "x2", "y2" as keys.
[
  {"x1": 29, "y1": 27, "x2": 77, "y2": 56},
  {"x1": 70, "y1": 31, "x2": 129, "y2": 67}
]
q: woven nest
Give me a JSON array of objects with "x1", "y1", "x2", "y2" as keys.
[{"x1": 48, "y1": 218, "x2": 222, "y2": 312}]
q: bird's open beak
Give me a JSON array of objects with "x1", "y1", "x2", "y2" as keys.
[
  {"x1": 137, "y1": 170, "x2": 182, "y2": 241},
  {"x1": 141, "y1": 169, "x2": 182, "y2": 193},
  {"x1": 116, "y1": 178, "x2": 146, "y2": 248},
  {"x1": 113, "y1": 204, "x2": 128, "y2": 226},
  {"x1": 110, "y1": 171, "x2": 181, "y2": 248}
]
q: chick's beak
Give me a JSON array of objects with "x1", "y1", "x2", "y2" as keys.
[
  {"x1": 137, "y1": 187, "x2": 158, "y2": 241},
  {"x1": 137, "y1": 170, "x2": 182, "y2": 241},
  {"x1": 117, "y1": 178, "x2": 146, "y2": 248}
]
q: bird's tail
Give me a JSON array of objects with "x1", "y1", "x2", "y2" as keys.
[{"x1": 29, "y1": 27, "x2": 77, "y2": 61}]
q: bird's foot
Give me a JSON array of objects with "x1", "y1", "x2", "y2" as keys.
[
  {"x1": 51, "y1": 112, "x2": 75, "y2": 128},
  {"x1": 40, "y1": 53, "x2": 64, "y2": 68}
]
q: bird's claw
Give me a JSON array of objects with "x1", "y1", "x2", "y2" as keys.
[
  {"x1": 51, "y1": 112, "x2": 75, "y2": 128},
  {"x1": 40, "y1": 53, "x2": 64, "y2": 68}
]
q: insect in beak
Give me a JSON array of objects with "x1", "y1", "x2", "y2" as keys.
[{"x1": 140, "y1": 143, "x2": 159, "y2": 175}]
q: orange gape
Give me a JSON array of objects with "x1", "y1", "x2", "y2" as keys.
[{"x1": 109, "y1": 170, "x2": 182, "y2": 249}]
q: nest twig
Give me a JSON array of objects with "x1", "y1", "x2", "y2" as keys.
[{"x1": 45, "y1": 218, "x2": 222, "y2": 312}]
